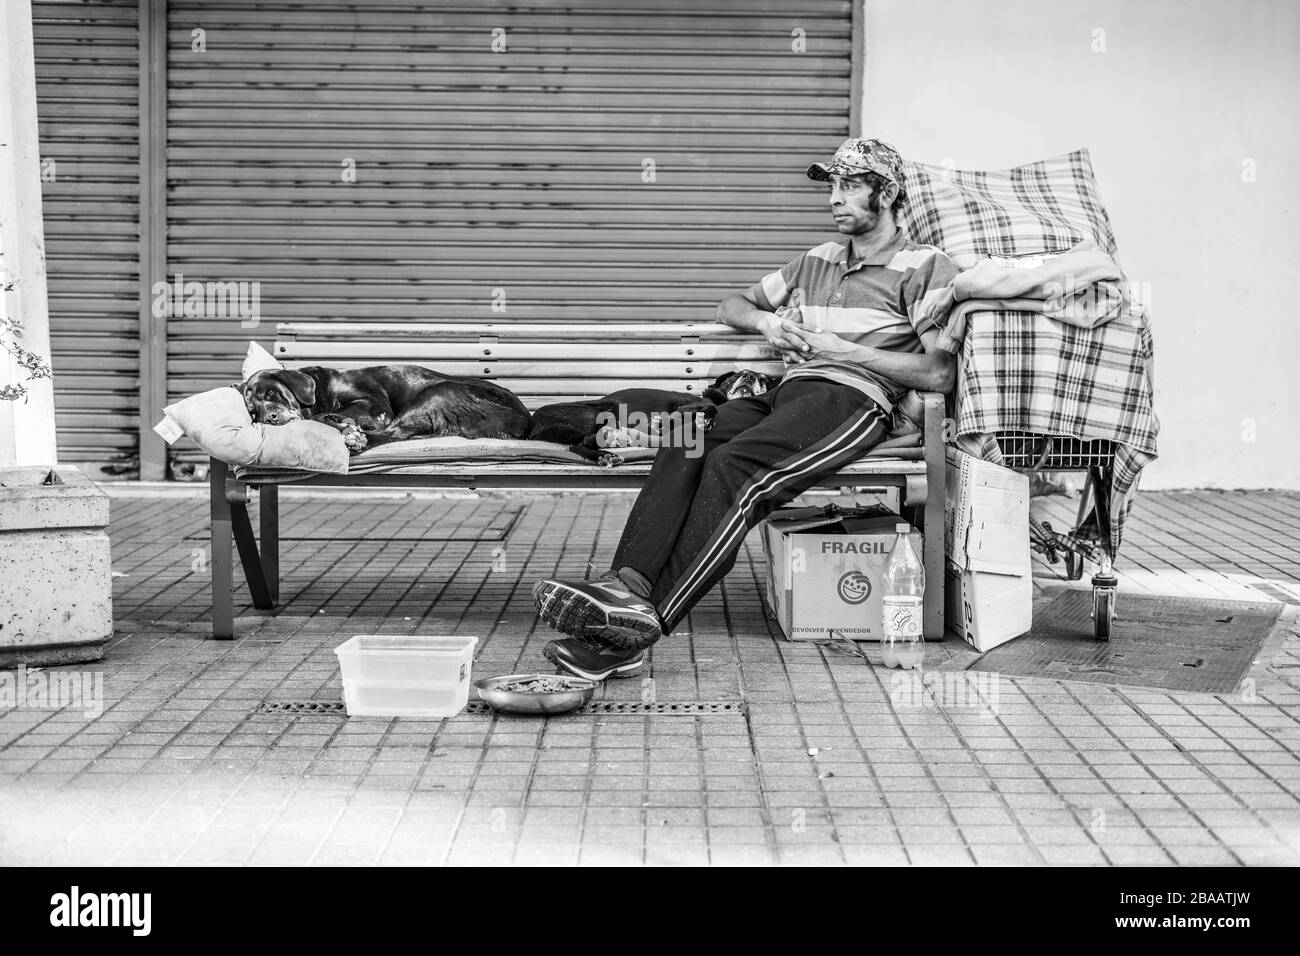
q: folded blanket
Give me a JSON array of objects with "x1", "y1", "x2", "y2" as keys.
[
  {"x1": 351, "y1": 432, "x2": 926, "y2": 472},
  {"x1": 348, "y1": 436, "x2": 627, "y2": 472},
  {"x1": 918, "y1": 241, "x2": 1128, "y2": 352},
  {"x1": 231, "y1": 432, "x2": 924, "y2": 483}
]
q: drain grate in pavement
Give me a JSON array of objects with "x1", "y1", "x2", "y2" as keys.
[
  {"x1": 457, "y1": 701, "x2": 744, "y2": 716},
  {"x1": 255, "y1": 700, "x2": 743, "y2": 717},
  {"x1": 257, "y1": 701, "x2": 347, "y2": 715},
  {"x1": 583, "y1": 701, "x2": 744, "y2": 715}
]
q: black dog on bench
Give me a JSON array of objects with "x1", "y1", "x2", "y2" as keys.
[
  {"x1": 527, "y1": 370, "x2": 781, "y2": 465},
  {"x1": 240, "y1": 365, "x2": 531, "y2": 452}
]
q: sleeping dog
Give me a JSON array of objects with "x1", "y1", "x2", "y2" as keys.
[
  {"x1": 240, "y1": 365, "x2": 531, "y2": 451},
  {"x1": 527, "y1": 370, "x2": 781, "y2": 465}
]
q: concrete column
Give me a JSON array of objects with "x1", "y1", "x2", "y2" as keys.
[{"x1": 0, "y1": 0, "x2": 58, "y2": 467}]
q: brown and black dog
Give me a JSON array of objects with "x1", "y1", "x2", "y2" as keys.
[
  {"x1": 527, "y1": 370, "x2": 782, "y2": 464},
  {"x1": 240, "y1": 365, "x2": 531, "y2": 452}
]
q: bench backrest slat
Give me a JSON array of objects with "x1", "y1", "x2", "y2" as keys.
[
  {"x1": 277, "y1": 321, "x2": 768, "y2": 342},
  {"x1": 483, "y1": 381, "x2": 729, "y2": 406},
  {"x1": 273, "y1": 321, "x2": 788, "y2": 407},
  {"x1": 275, "y1": 359, "x2": 787, "y2": 380},
  {"x1": 275, "y1": 342, "x2": 780, "y2": 363}
]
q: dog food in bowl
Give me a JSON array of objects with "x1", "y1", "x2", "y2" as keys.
[{"x1": 475, "y1": 673, "x2": 597, "y2": 715}]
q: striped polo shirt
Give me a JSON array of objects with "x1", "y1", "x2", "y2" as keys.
[{"x1": 747, "y1": 230, "x2": 959, "y2": 413}]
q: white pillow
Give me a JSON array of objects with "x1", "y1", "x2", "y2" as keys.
[
  {"x1": 241, "y1": 340, "x2": 283, "y2": 382},
  {"x1": 163, "y1": 385, "x2": 349, "y2": 475}
]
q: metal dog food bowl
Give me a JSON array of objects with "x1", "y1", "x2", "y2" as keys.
[{"x1": 474, "y1": 673, "x2": 597, "y2": 715}]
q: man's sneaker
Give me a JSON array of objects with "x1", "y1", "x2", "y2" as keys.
[
  {"x1": 532, "y1": 571, "x2": 662, "y2": 650},
  {"x1": 543, "y1": 635, "x2": 645, "y2": 681}
]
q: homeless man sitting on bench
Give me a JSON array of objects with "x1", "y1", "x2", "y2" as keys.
[{"x1": 532, "y1": 138, "x2": 960, "y2": 681}]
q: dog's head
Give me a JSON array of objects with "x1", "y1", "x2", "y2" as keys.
[
  {"x1": 239, "y1": 369, "x2": 316, "y2": 425},
  {"x1": 703, "y1": 370, "x2": 782, "y2": 404}
]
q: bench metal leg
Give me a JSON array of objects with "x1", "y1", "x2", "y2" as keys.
[
  {"x1": 920, "y1": 391, "x2": 948, "y2": 642},
  {"x1": 210, "y1": 457, "x2": 276, "y2": 640},
  {"x1": 210, "y1": 458, "x2": 235, "y2": 640},
  {"x1": 231, "y1": 498, "x2": 274, "y2": 610},
  {"x1": 921, "y1": 473, "x2": 945, "y2": 641},
  {"x1": 259, "y1": 484, "x2": 280, "y2": 604}
]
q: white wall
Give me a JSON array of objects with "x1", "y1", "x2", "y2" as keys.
[
  {"x1": 1, "y1": 0, "x2": 57, "y2": 467},
  {"x1": 863, "y1": 0, "x2": 1299, "y2": 489}
]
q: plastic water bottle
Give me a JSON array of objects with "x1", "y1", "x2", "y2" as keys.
[{"x1": 881, "y1": 523, "x2": 925, "y2": 669}]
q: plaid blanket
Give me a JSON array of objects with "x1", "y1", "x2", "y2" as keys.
[
  {"x1": 952, "y1": 303, "x2": 1158, "y2": 557},
  {"x1": 900, "y1": 147, "x2": 1157, "y2": 559},
  {"x1": 901, "y1": 148, "x2": 1119, "y2": 260}
]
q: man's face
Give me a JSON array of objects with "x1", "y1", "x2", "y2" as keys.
[{"x1": 825, "y1": 173, "x2": 895, "y2": 235}]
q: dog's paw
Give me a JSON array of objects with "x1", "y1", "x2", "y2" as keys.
[
  {"x1": 340, "y1": 421, "x2": 368, "y2": 452},
  {"x1": 596, "y1": 425, "x2": 635, "y2": 449},
  {"x1": 317, "y1": 414, "x2": 369, "y2": 452},
  {"x1": 693, "y1": 406, "x2": 717, "y2": 432},
  {"x1": 597, "y1": 452, "x2": 625, "y2": 468}
]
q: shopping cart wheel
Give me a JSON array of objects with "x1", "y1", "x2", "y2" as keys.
[
  {"x1": 1091, "y1": 574, "x2": 1117, "y2": 641},
  {"x1": 1065, "y1": 551, "x2": 1086, "y2": 581}
]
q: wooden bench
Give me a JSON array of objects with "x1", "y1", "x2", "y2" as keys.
[{"x1": 209, "y1": 321, "x2": 948, "y2": 641}]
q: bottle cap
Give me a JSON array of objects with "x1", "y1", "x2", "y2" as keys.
[{"x1": 896, "y1": 523, "x2": 910, "y2": 533}]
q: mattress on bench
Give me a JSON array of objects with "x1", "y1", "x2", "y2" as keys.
[{"x1": 231, "y1": 432, "x2": 923, "y2": 484}]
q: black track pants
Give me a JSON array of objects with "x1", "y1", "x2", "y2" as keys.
[{"x1": 611, "y1": 377, "x2": 890, "y2": 635}]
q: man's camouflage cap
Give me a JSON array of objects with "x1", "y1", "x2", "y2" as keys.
[{"x1": 807, "y1": 137, "x2": 904, "y2": 185}]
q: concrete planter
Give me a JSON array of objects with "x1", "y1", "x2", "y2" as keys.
[{"x1": 0, "y1": 465, "x2": 112, "y2": 666}]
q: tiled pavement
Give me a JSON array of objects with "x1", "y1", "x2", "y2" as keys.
[{"x1": 1, "y1": 485, "x2": 1298, "y2": 866}]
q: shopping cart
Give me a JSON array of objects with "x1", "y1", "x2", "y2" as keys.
[{"x1": 992, "y1": 431, "x2": 1119, "y2": 640}]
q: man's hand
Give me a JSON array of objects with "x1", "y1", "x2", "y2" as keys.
[
  {"x1": 782, "y1": 325, "x2": 858, "y2": 362},
  {"x1": 714, "y1": 292, "x2": 810, "y2": 363},
  {"x1": 758, "y1": 312, "x2": 811, "y2": 363}
]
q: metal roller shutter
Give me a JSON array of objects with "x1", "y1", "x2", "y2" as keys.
[
  {"x1": 164, "y1": 0, "x2": 853, "y2": 464},
  {"x1": 32, "y1": 0, "x2": 142, "y2": 478}
]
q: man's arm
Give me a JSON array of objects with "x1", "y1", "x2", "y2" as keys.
[
  {"x1": 718, "y1": 252, "x2": 815, "y2": 358},
  {"x1": 717, "y1": 290, "x2": 809, "y2": 357},
  {"x1": 849, "y1": 329, "x2": 956, "y2": 393},
  {"x1": 716, "y1": 290, "x2": 772, "y2": 334},
  {"x1": 783, "y1": 325, "x2": 956, "y2": 393}
]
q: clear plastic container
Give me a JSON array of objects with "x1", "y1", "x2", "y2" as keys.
[{"x1": 334, "y1": 635, "x2": 479, "y2": 718}]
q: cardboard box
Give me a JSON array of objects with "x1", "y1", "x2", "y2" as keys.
[
  {"x1": 760, "y1": 505, "x2": 922, "y2": 642},
  {"x1": 945, "y1": 562, "x2": 1034, "y2": 650},
  {"x1": 943, "y1": 449, "x2": 1033, "y2": 651}
]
